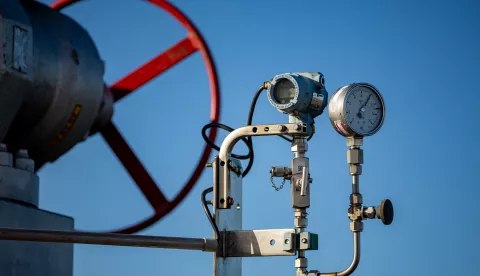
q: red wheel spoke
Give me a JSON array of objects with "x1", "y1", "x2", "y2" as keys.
[
  {"x1": 51, "y1": 0, "x2": 80, "y2": 10},
  {"x1": 110, "y1": 36, "x2": 197, "y2": 102},
  {"x1": 101, "y1": 122, "x2": 169, "y2": 210}
]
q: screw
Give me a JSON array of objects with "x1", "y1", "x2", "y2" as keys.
[
  {"x1": 293, "y1": 124, "x2": 302, "y2": 131},
  {"x1": 301, "y1": 238, "x2": 308, "y2": 244},
  {"x1": 205, "y1": 163, "x2": 213, "y2": 168},
  {"x1": 278, "y1": 125, "x2": 287, "y2": 132},
  {"x1": 284, "y1": 239, "x2": 290, "y2": 244}
]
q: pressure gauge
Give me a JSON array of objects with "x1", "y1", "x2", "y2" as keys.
[{"x1": 328, "y1": 83, "x2": 385, "y2": 137}]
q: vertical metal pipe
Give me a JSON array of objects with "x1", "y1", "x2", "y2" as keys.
[{"x1": 352, "y1": 174, "x2": 359, "y2": 194}]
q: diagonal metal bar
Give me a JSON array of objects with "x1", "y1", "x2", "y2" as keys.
[
  {"x1": 110, "y1": 36, "x2": 197, "y2": 102},
  {"x1": 101, "y1": 122, "x2": 169, "y2": 210}
]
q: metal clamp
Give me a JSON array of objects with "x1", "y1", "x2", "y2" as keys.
[
  {"x1": 218, "y1": 229, "x2": 319, "y2": 257},
  {"x1": 298, "y1": 232, "x2": 318, "y2": 251}
]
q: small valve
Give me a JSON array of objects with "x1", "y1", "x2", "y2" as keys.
[
  {"x1": 376, "y1": 199, "x2": 394, "y2": 225},
  {"x1": 361, "y1": 199, "x2": 394, "y2": 225}
]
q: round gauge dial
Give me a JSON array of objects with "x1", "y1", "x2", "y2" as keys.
[
  {"x1": 273, "y1": 79, "x2": 296, "y2": 104},
  {"x1": 328, "y1": 83, "x2": 385, "y2": 137}
]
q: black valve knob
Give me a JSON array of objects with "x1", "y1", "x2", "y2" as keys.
[{"x1": 376, "y1": 199, "x2": 394, "y2": 225}]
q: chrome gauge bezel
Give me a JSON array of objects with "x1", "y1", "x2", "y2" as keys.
[{"x1": 328, "y1": 83, "x2": 385, "y2": 137}]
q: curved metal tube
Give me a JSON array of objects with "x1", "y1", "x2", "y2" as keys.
[
  {"x1": 217, "y1": 123, "x2": 306, "y2": 208},
  {"x1": 320, "y1": 232, "x2": 360, "y2": 276},
  {"x1": 218, "y1": 123, "x2": 304, "y2": 161}
]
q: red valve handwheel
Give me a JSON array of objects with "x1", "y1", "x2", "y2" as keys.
[{"x1": 51, "y1": 0, "x2": 221, "y2": 234}]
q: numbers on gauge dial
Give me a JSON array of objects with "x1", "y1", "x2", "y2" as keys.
[{"x1": 344, "y1": 87, "x2": 383, "y2": 135}]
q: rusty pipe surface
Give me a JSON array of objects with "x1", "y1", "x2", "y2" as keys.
[
  {"x1": 0, "y1": 227, "x2": 217, "y2": 252},
  {"x1": 320, "y1": 232, "x2": 360, "y2": 276}
]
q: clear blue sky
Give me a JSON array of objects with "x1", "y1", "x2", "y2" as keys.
[{"x1": 36, "y1": 0, "x2": 479, "y2": 275}]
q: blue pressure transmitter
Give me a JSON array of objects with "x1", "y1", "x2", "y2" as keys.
[{"x1": 267, "y1": 72, "x2": 328, "y2": 135}]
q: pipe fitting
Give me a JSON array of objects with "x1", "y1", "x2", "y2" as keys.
[
  {"x1": 350, "y1": 194, "x2": 363, "y2": 205},
  {"x1": 347, "y1": 148, "x2": 363, "y2": 164},
  {"x1": 362, "y1": 206, "x2": 376, "y2": 219},
  {"x1": 350, "y1": 221, "x2": 363, "y2": 232},
  {"x1": 295, "y1": 257, "x2": 308, "y2": 268},
  {"x1": 349, "y1": 164, "x2": 362, "y2": 175}
]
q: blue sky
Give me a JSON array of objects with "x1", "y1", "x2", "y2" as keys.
[{"x1": 37, "y1": 0, "x2": 479, "y2": 275}]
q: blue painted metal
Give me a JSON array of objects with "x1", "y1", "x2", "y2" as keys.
[{"x1": 267, "y1": 72, "x2": 328, "y2": 135}]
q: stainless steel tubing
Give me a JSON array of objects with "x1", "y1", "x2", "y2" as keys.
[
  {"x1": 0, "y1": 227, "x2": 217, "y2": 252},
  {"x1": 320, "y1": 232, "x2": 360, "y2": 276}
]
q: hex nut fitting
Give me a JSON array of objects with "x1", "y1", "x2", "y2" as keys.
[
  {"x1": 295, "y1": 258, "x2": 308, "y2": 268},
  {"x1": 292, "y1": 143, "x2": 308, "y2": 153},
  {"x1": 349, "y1": 164, "x2": 362, "y2": 175},
  {"x1": 294, "y1": 217, "x2": 308, "y2": 228},
  {"x1": 347, "y1": 148, "x2": 364, "y2": 164},
  {"x1": 350, "y1": 221, "x2": 364, "y2": 232},
  {"x1": 15, "y1": 150, "x2": 35, "y2": 172},
  {"x1": 346, "y1": 137, "x2": 363, "y2": 147},
  {"x1": 0, "y1": 144, "x2": 13, "y2": 167},
  {"x1": 350, "y1": 193, "x2": 363, "y2": 205},
  {"x1": 294, "y1": 211, "x2": 307, "y2": 217}
]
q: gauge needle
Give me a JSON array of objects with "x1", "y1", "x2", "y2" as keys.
[{"x1": 357, "y1": 94, "x2": 372, "y2": 118}]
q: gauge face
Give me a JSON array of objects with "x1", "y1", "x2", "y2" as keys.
[
  {"x1": 273, "y1": 79, "x2": 297, "y2": 104},
  {"x1": 344, "y1": 86, "x2": 383, "y2": 135},
  {"x1": 329, "y1": 83, "x2": 385, "y2": 137}
]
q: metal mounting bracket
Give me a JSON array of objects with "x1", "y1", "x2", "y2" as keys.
[{"x1": 222, "y1": 229, "x2": 297, "y2": 257}]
